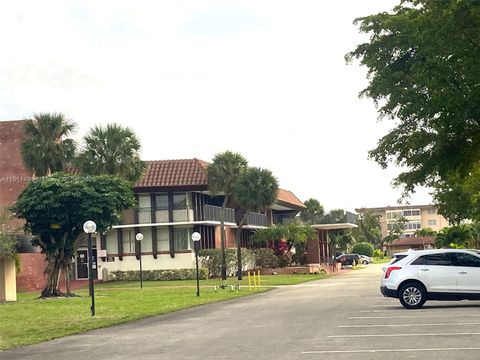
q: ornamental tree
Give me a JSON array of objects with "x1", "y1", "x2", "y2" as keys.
[
  {"x1": 13, "y1": 173, "x2": 135, "y2": 297},
  {"x1": 347, "y1": 1, "x2": 480, "y2": 218}
]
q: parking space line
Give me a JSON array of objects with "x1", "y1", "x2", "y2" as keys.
[
  {"x1": 328, "y1": 332, "x2": 480, "y2": 338},
  {"x1": 358, "y1": 309, "x2": 480, "y2": 313},
  {"x1": 301, "y1": 348, "x2": 480, "y2": 354},
  {"x1": 349, "y1": 314, "x2": 480, "y2": 319},
  {"x1": 339, "y1": 322, "x2": 480, "y2": 328}
]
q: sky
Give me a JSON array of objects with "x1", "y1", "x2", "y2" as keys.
[{"x1": 0, "y1": 0, "x2": 434, "y2": 212}]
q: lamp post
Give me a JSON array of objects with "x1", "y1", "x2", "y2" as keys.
[
  {"x1": 136, "y1": 232, "x2": 144, "y2": 289},
  {"x1": 191, "y1": 232, "x2": 201, "y2": 297},
  {"x1": 83, "y1": 220, "x2": 97, "y2": 317}
]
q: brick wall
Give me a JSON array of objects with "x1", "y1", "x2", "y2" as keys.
[
  {"x1": 16, "y1": 253, "x2": 47, "y2": 292},
  {"x1": 0, "y1": 120, "x2": 32, "y2": 209}
]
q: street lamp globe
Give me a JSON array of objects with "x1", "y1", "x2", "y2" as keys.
[
  {"x1": 191, "y1": 232, "x2": 201, "y2": 242},
  {"x1": 136, "y1": 233, "x2": 144, "y2": 242},
  {"x1": 83, "y1": 220, "x2": 97, "y2": 234}
]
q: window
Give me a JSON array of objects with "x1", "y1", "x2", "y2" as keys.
[
  {"x1": 106, "y1": 231, "x2": 118, "y2": 254},
  {"x1": 428, "y1": 219, "x2": 437, "y2": 226},
  {"x1": 454, "y1": 253, "x2": 480, "y2": 267},
  {"x1": 157, "y1": 227, "x2": 169, "y2": 251},
  {"x1": 411, "y1": 210, "x2": 420, "y2": 216},
  {"x1": 138, "y1": 194, "x2": 151, "y2": 209},
  {"x1": 403, "y1": 210, "x2": 412, "y2": 217},
  {"x1": 173, "y1": 193, "x2": 187, "y2": 210},
  {"x1": 173, "y1": 227, "x2": 191, "y2": 250},
  {"x1": 428, "y1": 208, "x2": 437, "y2": 215},
  {"x1": 155, "y1": 193, "x2": 168, "y2": 210},
  {"x1": 138, "y1": 228, "x2": 152, "y2": 252},
  {"x1": 122, "y1": 229, "x2": 135, "y2": 253},
  {"x1": 411, "y1": 253, "x2": 453, "y2": 266}
]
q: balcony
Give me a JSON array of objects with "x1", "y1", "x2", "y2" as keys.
[
  {"x1": 204, "y1": 204, "x2": 235, "y2": 223},
  {"x1": 246, "y1": 212, "x2": 267, "y2": 227},
  {"x1": 315, "y1": 211, "x2": 357, "y2": 225},
  {"x1": 135, "y1": 205, "x2": 235, "y2": 224}
]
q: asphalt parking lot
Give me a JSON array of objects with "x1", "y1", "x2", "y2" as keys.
[
  {"x1": 301, "y1": 265, "x2": 480, "y2": 360},
  {"x1": 4, "y1": 264, "x2": 480, "y2": 360}
]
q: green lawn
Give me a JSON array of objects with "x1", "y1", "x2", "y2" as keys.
[
  {"x1": 373, "y1": 257, "x2": 392, "y2": 264},
  {"x1": 0, "y1": 273, "x2": 328, "y2": 350}
]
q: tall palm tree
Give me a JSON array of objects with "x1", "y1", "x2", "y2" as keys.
[
  {"x1": 207, "y1": 151, "x2": 248, "y2": 280},
  {"x1": 233, "y1": 167, "x2": 279, "y2": 280},
  {"x1": 77, "y1": 124, "x2": 145, "y2": 182},
  {"x1": 299, "y1": 198, "x2": 325, "y2": 224},
  {"x1": 21, "y1": 113, "x2": 76, "y2": 177}
]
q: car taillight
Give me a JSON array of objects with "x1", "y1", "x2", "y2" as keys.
[{"x1": 385, "y1": 266, "x2": 401, "y2": 279}]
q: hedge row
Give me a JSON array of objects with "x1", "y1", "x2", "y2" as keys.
[{"x1": 110, "y1": 268, "x2": 208, "y2": 281}]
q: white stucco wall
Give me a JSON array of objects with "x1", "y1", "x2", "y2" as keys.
[{"x1": 97, "y1": 252, "x2": 196, "y2": 280}]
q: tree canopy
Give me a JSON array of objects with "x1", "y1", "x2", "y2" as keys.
[
  {"x1": 299, "y1": 198, "x2": 325, "y2": 224},
  {"x1": 13, "y1": 173, "x2": 135, "y2": 297},
  {"x1": 233, "y1": 166, "x2": 279, "y2": 279},
  {"x1": 207, "y1": 150, "x2": 248, "y2": 280},
  {"x1": 77, "y1": 123, "x2": 145, "y2": 182},
  {"x1": 21, "y1": 113, "x2": 76, "y2": 177},
  {"x1": 347, "y1": 0, "x2": 480, "y2": 220}
]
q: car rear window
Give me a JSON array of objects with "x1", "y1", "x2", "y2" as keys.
[{"x1": 390, "y1": 255, "x2": 407, "y2": 265}]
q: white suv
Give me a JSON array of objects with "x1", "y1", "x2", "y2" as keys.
[{"x1": 381, "y1": 249, "x2": 480, "y2": 309}]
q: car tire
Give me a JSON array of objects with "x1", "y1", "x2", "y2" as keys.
[
  {"x1": 362, "y1": 260, "x2": 368, "y2": 265},
  {"x1": 398, "y1": 282, "x2": 427, "y2": 309}
]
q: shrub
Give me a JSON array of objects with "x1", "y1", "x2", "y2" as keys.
[
  {"x1": 110, "y1": 268, "x2": 208, "y2": 281},
  {"x1": 199, "y1": 248, "x2": 255, "y2": 278},
  {"x1": 373, "y1": 249, "x2": 384, "y2": 259},
  {"x1": 254, "y1": 248, "x2": 279, "y2": 269},
  {"x1": 352, "y1": 242, "x2": 374, "y2": 257}
]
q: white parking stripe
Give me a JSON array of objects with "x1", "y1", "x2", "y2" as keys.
[
  {"x1": 358, "y1": 309, "x2": 480, "y2": 313},
  {"x1": 302, "y1": 348, "x2": 480, "y2": 354},
  {"x1": 349, "y1": 314, "x2": 480, "y2": 319},
  {"x1": 329, "y1": 332, "x2": 480, "y2": 338},
  {"x1": 339, "y1": 322, "x2": 480, "y2": 328}
]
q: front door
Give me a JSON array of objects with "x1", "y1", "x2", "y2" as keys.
[
  {"x1": 76, "y1": 250, "x2": 89, "y2": 279},
  {"x1": 76, "y1": 249, "x2": 98, "y2": 280},
  {"x1": 412, "y1": 253, "x2": 457, "y2": 292}
]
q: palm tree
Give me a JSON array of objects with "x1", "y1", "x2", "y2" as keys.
[
  {"x1": 21, "y1": 113, "x2": 76, "y2": 177},
  {"x1": 299, "y1": 198, "x2": 325, "y2": 224},
  {"x1": 233, "y1": 167, "x2": 279, "y2": 280},
  {"x1": 77, "y1": 124, "x2": 145, "y2": 182},
  {"x1": 207, "y1": 151, "x2": 248, "y2": 280},
  {"x1": 436, "y1": 225, "x2": 474, "y2": 248},
  {"x1": 415, "y1": 227, "x2": 437, "y2": 237}
]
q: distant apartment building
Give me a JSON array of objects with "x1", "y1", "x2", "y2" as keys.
[{"x1": 355, "y1": 205, "x2": 449, "y2": 238}]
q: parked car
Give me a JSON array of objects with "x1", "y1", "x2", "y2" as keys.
[
  {"x1": 336, "y1": 254, "x2": 361, "y2": 266},
  {"x1": 359, "y1": 255, "x2": 372, "y2": 265},
  {"x1": 382, "y1": 251, "x2": 410, "y2": 272},
  {"x1": 381, "y1": 249, "x2": 480, "y2": 309}
]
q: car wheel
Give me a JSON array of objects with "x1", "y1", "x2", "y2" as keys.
[
  {"x1": 398, "y1": 282, "x2": 427, "y2": 309},
  {"x1": 362, "y1": 260, "x2": 368, "y2": 265}
]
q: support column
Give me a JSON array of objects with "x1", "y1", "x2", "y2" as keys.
[{"x1": 0, "y1": 257, "x2": 17, "y2": 301}]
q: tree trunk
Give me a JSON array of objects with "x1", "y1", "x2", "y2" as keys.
[
  {"x1": 41, "y1": 253, "x2": 62, "y2": 297},
  {"x1": 220, "y1": 197, "x2": 228, "y2": 280},
  {"x1": 236, "y1": 214, "x2": 248, "y2": 280},
  {"x1": 65, "y1": 263, "x2": 71, "y2": 295}
]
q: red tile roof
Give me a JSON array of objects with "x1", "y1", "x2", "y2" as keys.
[
  {"x1": 276, "y1": 188, "x2": 306, "y2": 209},
  {"x1": 135, "y1": 159, "x2": 208, "y2": 188},
  {"x1": 134, "y1": 159, "x2": 305, "y2": 209}
]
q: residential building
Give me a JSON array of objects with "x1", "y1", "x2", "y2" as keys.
[
  {"x1": 355, "y1": 205, "x2": 449, "y2": 238},
  {"x1": 92, "y1": 159, "x2": 306, "y2": 281}
]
